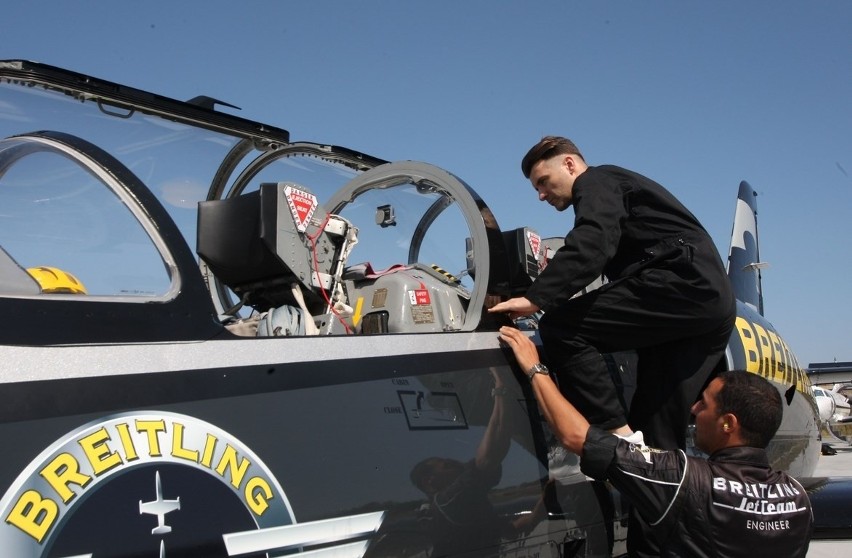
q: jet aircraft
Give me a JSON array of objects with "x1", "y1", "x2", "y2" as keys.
[
  {"x1": 0, "y1": 60, "x2": 846, "y2": 557},
  {"x1": 139, "y1": 471, "x2": 181, "y2": 535}
]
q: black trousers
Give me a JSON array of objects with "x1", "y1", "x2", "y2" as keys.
[{"x1": 538, "y1": 267, "x2": 736, "y2": 451}]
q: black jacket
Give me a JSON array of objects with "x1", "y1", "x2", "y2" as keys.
[
  {"x1": 526, "y1": 165, "x2": 728, "y2": 312},
  {"x1": 581, "y1": 427, "x2": 814, "y2": 557}
]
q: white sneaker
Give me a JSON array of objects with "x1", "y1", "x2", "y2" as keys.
[{"x1": 615, "y1": 430, "x2": 645, "y2": 446}]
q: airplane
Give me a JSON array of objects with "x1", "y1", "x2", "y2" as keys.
[
  {"x1": 139, "y1": 471, "x2": 181, "y2": 535},
  {"x1": 0, "y1": 59, "x2": 846, "y2": 557}
]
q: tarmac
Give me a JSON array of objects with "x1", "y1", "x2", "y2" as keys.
[{"x1": 806, "y1": 439, "x2": 852, "y2": 557}]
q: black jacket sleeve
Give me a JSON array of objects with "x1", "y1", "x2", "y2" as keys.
[
  {"x1": 581, "y1": 426, "x2": 685, "y2": 527},
  {"x1": 525, "y1": 169, "x2": 627, "y2": 311}
]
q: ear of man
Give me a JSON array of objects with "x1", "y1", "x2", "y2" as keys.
[
  {"x1": 562, "y1": 154, "x2": 583, "y2": 175},
  {"x1": 721, "y1": 413, "x2": 738, "y2": 434}
]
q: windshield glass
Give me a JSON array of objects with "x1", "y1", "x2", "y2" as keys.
[
  {"x1": 0, "y1": 137, "x2": 172, "y2": 297},
  {"x1": 0, "y1": 69, "x2": 492, "y2": 332},
  {"x1": 0, "y1": 81, "x2": 245, "y2": 246}
]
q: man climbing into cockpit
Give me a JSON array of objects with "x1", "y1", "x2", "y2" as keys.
[{"x1": 489, "y1": 136, "x2": 736, "y2": 556}]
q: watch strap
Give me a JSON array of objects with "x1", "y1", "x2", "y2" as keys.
[{"x1": 526, "y1": 363, "x2": 549, "y2": 381}]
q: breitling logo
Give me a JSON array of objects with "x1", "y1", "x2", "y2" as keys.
[
  {"x1": 1, "y1": 411, "x2": 386, "y2": 557},
  {"x1": 3, "y1": 412, "x2": 286, "y2": 546}
]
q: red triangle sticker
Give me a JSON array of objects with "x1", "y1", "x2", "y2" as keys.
[
  {"x1": 527, "y1": 230, "x2": 541, "y2": 261},
  {"x1": 284, "y1": 185, "x2": 318, "y2": 232}
]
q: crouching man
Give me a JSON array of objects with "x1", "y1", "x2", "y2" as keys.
[{"x1": 498, "y1": 326, "x2": 813, "y2": 557}]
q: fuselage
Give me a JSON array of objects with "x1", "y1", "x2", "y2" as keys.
[{"x1": 0, "y1": 60, "x2": 819, "y2": 558}]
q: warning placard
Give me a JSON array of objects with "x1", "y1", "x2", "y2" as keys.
[
  {"x1": 409, "y1": 289, "x2": 431, "y2": 306},
  {"x1": 527, "y1": 230, "x2": 546, "y2": 270},
  {"x1": 284, "y1": 185, "x2": 318, "y2": 232},
  {"x1": 527, "y1": 230, "x2": 541, "y2": 261}
]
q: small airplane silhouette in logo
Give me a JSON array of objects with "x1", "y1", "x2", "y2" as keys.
[{"x1": 139, "y1": 471, "x2": 181, "y2": 535}]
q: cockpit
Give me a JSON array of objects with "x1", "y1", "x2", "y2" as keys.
[
  {"x1": 196, "y1": 168, "x2": 480, "y2": 336},
  {"x1": 0, "y1": 60, "x2": 550, "y2": 343}
]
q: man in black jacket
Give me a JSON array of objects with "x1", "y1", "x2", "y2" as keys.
[
  {"x1": 490, "y1": 136, "x2": 736, "y2": 450},
  {"x1": 498, "y1": 326, "x2": 813, "y2": 557}
]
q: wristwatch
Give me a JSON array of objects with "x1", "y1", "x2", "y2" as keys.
[{"x1": 526, "y1": 363, "x2": 549, "y2": 381}]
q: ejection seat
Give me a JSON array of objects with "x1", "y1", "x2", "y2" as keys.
[
  {"x1": 197, "y1": 182, "x2": 357, "y2": 336},
  {"x1": 340, "y1": 260, "x2": 470, "y2": 334}
]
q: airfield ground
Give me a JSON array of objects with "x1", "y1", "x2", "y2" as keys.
[{"x1": 807, "y1": 440, "x2": 852, "y2": 557}]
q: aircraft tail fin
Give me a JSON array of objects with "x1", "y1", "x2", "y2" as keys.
[{"x1": 727, "y1": 181, "x2": 766, "y2": 315}]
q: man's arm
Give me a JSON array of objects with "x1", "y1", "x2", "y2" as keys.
[
  {"x1": 497, "y1": 326, "x2": 589, "y2": 454},
  {"x1": 498, "y1": 326, "x2": 686, "y2": 527},
  {"x1": 488, "y1": 297, "x2": 540, "y2": 320},
  {"x1": 529, "y1": 174, "x2": 627, "y2": 311},
  {"x1": 474, "y1": 368, "x2": 512, "y2": 472}
]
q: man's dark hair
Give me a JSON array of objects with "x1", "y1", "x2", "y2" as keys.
[
  {"x1": 716, "y1": 370, "x2": 783, "y2": 448},
  {"x1": 521, "y1": 136, "x2": 585, "y2": 178}
]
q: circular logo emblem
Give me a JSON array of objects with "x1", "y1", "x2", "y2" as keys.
[{"x1": 0, "y1": 411, "x2": 295, "y2": 557}]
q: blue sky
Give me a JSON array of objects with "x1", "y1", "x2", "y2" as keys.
[{"x1": 3, "y1": 1, "x2": 850, "y2": 366}]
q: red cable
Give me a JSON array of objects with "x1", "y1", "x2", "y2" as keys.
[{"x1": 307, "y1": 214, "x2": 352, "y2": 335}]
